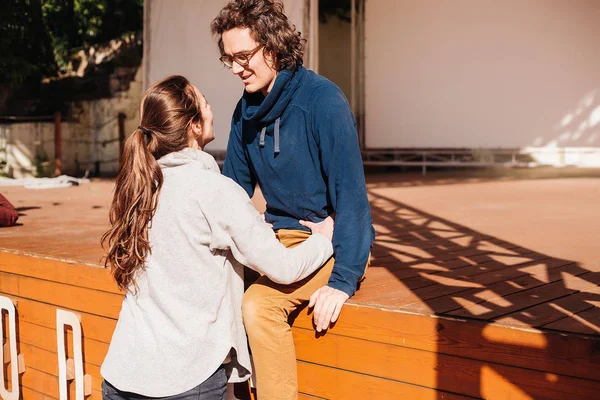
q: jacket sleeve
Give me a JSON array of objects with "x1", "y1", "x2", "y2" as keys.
[
  {"x1": 310, "y1": 84, "x2": 374, "y2": 297},
  {"x1": 202, "y1": 177, "x2": 333, "y2": 285},
  {"x1": 0, "y1": 194, "x2": 19, "y2": 227},
  {"x1": 222, "y1": 104, "x2": 256, "y2": 198}
]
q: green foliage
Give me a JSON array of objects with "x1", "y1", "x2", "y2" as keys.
[
  {"x1": 0, "y1": 0, "x2": 57, "y2": 85},
  {"x1": 0, "y1": 0, "x2": 143, "y2": 86},
  {"x1": 0, "y1": 148, "x2": 7, "y2": 177},
  {"x1": 43, "y1": 0, "x2": 143, "y2": 73},
  {"x1": 319, "y1": 0, "x2": 359, "y2": 23},
  {"x1": 34, "y1": 148, "x2": 52, "y2": 177}
]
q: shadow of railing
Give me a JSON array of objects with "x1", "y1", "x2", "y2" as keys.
[{"x1": 362, "y1": 186, "x2": 600, "y2": 399}]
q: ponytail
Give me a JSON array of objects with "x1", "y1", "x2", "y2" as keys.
[
  {"x1": 102, "y1": 74, "x2": 202, "y2": 291},
  {"x1": 102, "y1": 128, "x2": 164, "y2": 292}
]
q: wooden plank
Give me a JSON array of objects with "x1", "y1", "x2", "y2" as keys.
[
  {"x1": 372, "y1": 232, "x2": 511, "y2": 254},
  {"x1": 2, "y1": 369, "x2": 14, "y2": 391},
  {"x1": 18, "y1": 342, "x2": 60, "y2": 376},
  {"x1": 298, "y1": 393, "x2": 326, "y2": 400},
  {"x1": 21, "y1": 386, "x2": 57, "y2": 400},
  {"x1": 9, "y1": 296, "x2": 117, "y2": 344},
  {"x1": 293, "y1": 327, "x2": 600, "y2": 399},
  {"x1": 402, "y1": 260, "x2": 586, "y2": 319},
  {"x1": 370, "y1": 235, "x2": 517, "y2": 263},
  {"x1": 18, "y1": 372, "x2": 102, "y2": 400},
  {"x1": 17, "y1": 320, "x2": 109, "y2": 367},
  {"x1": 0, "y1": 272, "x2": 122, "y2": 318},
  {"x1": 20, "y1": 366, "x2": 59, "y2": 397},
  {"x1": 291, "y1": 304, "x2": 600, "y2": 382},
  {"x1": 451, "y1": 270, "x2": 599, "y2": 320},
  {"x1": 18, "y1": 342, "x2": 104, "y2": 393},
  {"x1": 544, "y1": 306, "x2": 600, "y2": 335},
  {"x1": 357, "y1": 264, "x2": 422, "y2": 288},
  {"x1": 19, "y1": 366, "x2": 102, "y2": 400},
  {"x1": 296, "y1": 327, "x2": 476, "y2": 397},
  {"x1": 360, "y1": 241, "x2": 524, "y2": 290},
  {"x1": 495, "y1": 292, "x2": 598, "y2": 329},
  {"x1": 355, "y1": 254, "x2": 557, "y2": 308},
  {"x1": 297, "y1": 361, "x2": 470, "y2": 400},
  {"x1": 0, "y1": 251, "x2": 119, "y2": 294}
]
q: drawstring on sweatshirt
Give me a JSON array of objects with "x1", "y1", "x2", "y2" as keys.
[
  {"x1": 259, "y1": 126, "x2": 266, "y2": 147},
  {"x1": 274, "y1": 118, "x2": 280, "y2": 154},
  {"x1": 258, "y1": 117, "x2": 281, "y2": 155}
]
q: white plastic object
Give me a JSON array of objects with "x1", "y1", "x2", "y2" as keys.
[
  {"x1": 0, "y1": 296, "x2": 19, "y2": 400},
  {"x1": 56, "y1": 309, "x2": 88, "y2": 399}
]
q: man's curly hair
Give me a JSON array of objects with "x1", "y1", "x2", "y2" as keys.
[{"x1": 211, "y1": 0, "x2": 305, "y2": 71}]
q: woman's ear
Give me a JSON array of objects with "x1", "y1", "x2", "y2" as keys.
[{"x1": 191, "y1": 120, "x2": 203, "y2": 136}]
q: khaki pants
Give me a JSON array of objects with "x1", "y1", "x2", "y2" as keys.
[{"x1": 242, "y1": 229, "x2": 368, "y2": 400}]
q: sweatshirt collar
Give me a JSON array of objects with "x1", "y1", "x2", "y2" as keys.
[
  {"x1": 157, "y1": 148, "x2": 220, "y2": 173},
  {"x1": 241, "y1": 66, "x2": 306, "y2": 125}
]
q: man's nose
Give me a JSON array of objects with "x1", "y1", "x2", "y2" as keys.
[{"x1": 232, "y1": 61, "x2": 244, "y2": 75}]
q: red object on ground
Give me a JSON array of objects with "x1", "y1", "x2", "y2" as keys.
[{"x1": 0, "y1": 193, "x2": 18, "y2": 227}]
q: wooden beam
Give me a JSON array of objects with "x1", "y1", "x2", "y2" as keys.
[{"x1": 53, "y1": 112, "x2": 61, "y2": 177}]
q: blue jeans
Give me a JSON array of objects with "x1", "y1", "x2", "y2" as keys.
[{"x1": 102, "y1": 365, "x2": 227, "y2": 400}]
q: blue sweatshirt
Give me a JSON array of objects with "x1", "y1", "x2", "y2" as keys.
[{"x1": 223, "y1": 66, "x2": 375, "y2": 297}]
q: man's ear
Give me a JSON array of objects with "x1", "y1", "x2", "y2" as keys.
[{"x1": 264, "y1": 50, "x2": 278, "y2": 70}]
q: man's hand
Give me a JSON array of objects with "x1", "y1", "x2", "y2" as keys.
[{"x1": 308, "y1": 285, "x2": 350, "y2": 332}]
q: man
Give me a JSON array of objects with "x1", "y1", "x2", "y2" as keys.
[{"x1": 211, "y1": 1, "x2": 374, "y2": 398}]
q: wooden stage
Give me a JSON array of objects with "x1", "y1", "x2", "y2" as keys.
[{"x1": 1, "y1": 169, "x2": 599, "y2": 399}]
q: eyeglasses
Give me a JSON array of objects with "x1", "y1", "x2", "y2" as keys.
[{"x1": 219, "y1": 45, "x2": 264, "y2": 69}]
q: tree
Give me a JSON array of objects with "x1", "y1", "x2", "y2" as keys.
[
  {"x1": 0, "y1": 0, "x2": 143, "y2": 86},
  {"x1": 319, "y1": 0, "x2": 358, "y2": 23},
  {"x1": 43, "y1": 0, "x2": 143, "y2": 72},
  {"x1": 0, "y1": 0, "x2": 57, "y2": 85}
]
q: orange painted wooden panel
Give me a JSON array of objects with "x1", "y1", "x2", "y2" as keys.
[
  {"x1": 16, "y1": 341, "x2": 105, "y2": 393},
  {"x1": 19, "y1": 367, "x2": 59, "y2": 397},
  {"x1": 20, "y1": 368, "x2": 102, "y2": 400},
  {"x1": 8, "y1": 378, "x2": 101, "y2": 400},
  {"x1": 18, "y1": 376, "x2": 102, "y2": 400},
  {"x1": 293, "y1": 327, "x2": 600, "y2": 399},
  {"x1": 292, "y1": 304, "x2": 600, "y2": 382},
  {"x1": 17, "y1": 320, "x2": 109, "y2": 367},
  {"x1": 17, "y1": 342, "x2": 59, "y2": 376},
  {"x1": 297, "y1": 361, "x2": 469, "y2": 400},
  {"x1": 297, "y1": 393, "x2": 326, "y2": 400},
  {"x1": 0, "y1": 272, "x2": 122, "y2": 318},
  {"x1": 11, "y1": 296, "x2": 117, "y2": 344},
  {"x1": 0, "y1": 251, "x2": 119, "y2": 294},
  {"x1": 21, "y1": 386, "x2": 56, "y2": 400}
]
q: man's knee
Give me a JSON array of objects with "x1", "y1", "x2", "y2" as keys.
[
  {"x1": 242, "y1": 285, "x2": 263, "y2": 326},
  {"x1": 242, "y1": 284, "x2": 287, "y2": 331}
]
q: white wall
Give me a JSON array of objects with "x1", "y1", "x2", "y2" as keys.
[
  {"x1": 319, "y1": 16, "x2": 352, "y2": 102},
  {"x1": 0, "y1": 69, "x2": 143, "y2": 178},
  {"x1": 365, "y1": 0, "x2": 600, "y2": 150},
  {"x1": 146, "y1": 0, "x2": 305, "y2": 151},
  {"x1": 1, "y1": 122, "x2": 94, "y2": 178}
]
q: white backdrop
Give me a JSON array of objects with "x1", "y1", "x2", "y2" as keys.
[
  {"x1": 364, "y1": 0, "x2": 600, "y2": 149},
  {"x1": 145, "y1": 0, "x2": 305, "y2": 151}
]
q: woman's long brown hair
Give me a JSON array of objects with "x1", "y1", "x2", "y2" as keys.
[{"x1": 102, "y1": 75, "x2": 203, "y2": 291}]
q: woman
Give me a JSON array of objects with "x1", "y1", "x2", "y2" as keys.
[{"x1": 100, "y1": 75, "x2": 333, "y2": 400}]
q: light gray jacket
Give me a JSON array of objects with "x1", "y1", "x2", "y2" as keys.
[{"x1": 101, "y1": 148, "x2": 333, "y2": 396}]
